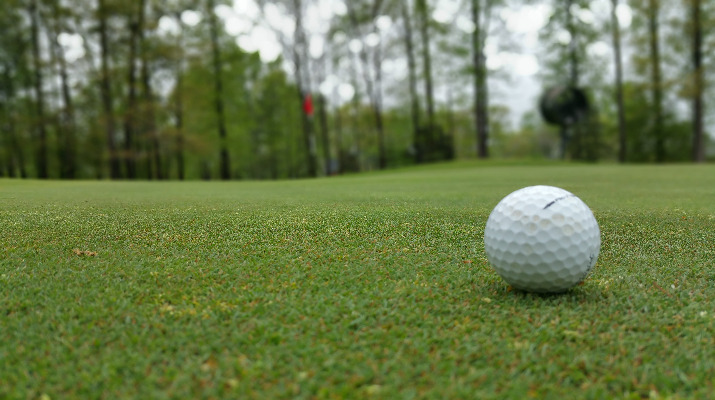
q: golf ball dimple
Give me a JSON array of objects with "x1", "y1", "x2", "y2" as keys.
[{"x1": 484, "y1": 185, "x2": 601, "y2": 293}]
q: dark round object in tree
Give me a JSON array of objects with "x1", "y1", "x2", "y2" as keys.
[{"x1": 539, "y1": 86, "x2": 589, "y2": 126}]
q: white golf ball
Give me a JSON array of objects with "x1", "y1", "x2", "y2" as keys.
[{"x1": 484, "y1": 185, "x2": 600, "y2": 293}]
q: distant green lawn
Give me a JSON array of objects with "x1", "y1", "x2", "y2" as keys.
[{"x1": 1, "y1": 162, "x2": 714, "y2": 399}]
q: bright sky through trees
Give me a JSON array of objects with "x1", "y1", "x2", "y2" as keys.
[
  {"x1": 56, "y1": 0, "x2": 635, "y2": 124},
  {"x1": 200, "y1": 0, "x2": 634, "y2": 122}
]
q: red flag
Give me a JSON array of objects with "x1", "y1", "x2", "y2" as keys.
[{"x1": 303, "y1": 94, "x2": 314, "y2": 117}]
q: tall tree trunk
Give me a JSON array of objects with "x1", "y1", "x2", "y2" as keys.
[
  {"x1": 1, "y1": 65, "x2": 28, "y2": 178},
  {"x1": 400, "y1": 1, "x2": 420, "y2": 158},
  {"x1": 335, "y1": 105, "x2": 344, "y2": 174},
  {"x1": 563, "y1": 0, "x2": 583, "y2": 160},
  {"x1": 317, "y1": 93, "x2": 331, "y2": 174},
  {"x1": 98, "y1": 0, "x2": 121, "y2": 179},
  {"x1": 174, "y1": 12, "x2": 185, "y2": 180},
  {"x1": 175, "y1": 76, "x2": 185, "y2": 180},
  {"x1": 45, "y1": 26, "x2": 65, "y2": 179},
  {"x1": 349, "y1": 61, "x2": 363, "y2": 170},
  {"x1": 0, "y1": 75, "x2": 12, "y2": 176},
  {"x1": 373, "y1": 26, "x2": 386, "y2": 170},
  {"x1": 125, "y1": 16, "x2": 139, "y2": 179},
  {"x1": 29, "y1": 0, "x2": 49, "y2": 179},
  {"x1": 139, "y1": 0, "x2": 162, "y2": 179},
  {"x1": 565, "y1": 0, "x2": 579, "y2": 87},
  {"x1": 415, "y1": 0, "x2": 435, "y2": 129},
  {"x1": 611, "y1": 0, "x2": 627, "y2": 163},
  {"x1": 292, "y1": 0, "x2": 317, "y2": 177},
  {"x1": 371, "y1": 0, "x2": 387, "y2": 170},
  {"x1": 313, "y1": 50, "x2": 331, "y2": 175},
  {"x1": 48, "y1": 1, "x2": 78, "y2": 178},
  {"x1": 691, "y1": 0, "x2": 704, "y2": 163},
  {"x1": 647, "y1": 0, "x2": 665, "y2": 163},
  {"x1": 346, "y1": 1, "x2": 387, "y2": 170},
  {"x1": 208, "y1": 0, "x2": 230, "y2": 179},
  {"x1": 472, "y1": 0, "x2": 490, "y2": 159}
]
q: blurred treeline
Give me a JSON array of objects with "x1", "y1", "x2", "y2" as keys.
[{"x1": 0, "y1": 0, "x2": 712, "y2": 180}]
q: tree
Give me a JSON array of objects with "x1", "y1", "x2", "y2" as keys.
[
  {"x1": 98, "y1": 0, "x2": 122, "y2": 179},
  {"x1": 689, "y1": 0, "x2": 705, "y2": 162},
  {"x1": 0, "y1": 43, "x2": 29, "y2": 177},
  {"x1": 173, "y1": 11, "x2": 186, "y2": 180},
  {"x1": 28, "y1": 0, "x2": 49, "y2": 178},
  {"x1": 539, "y1": 0, "x2": 603, "y2": 160},
  {"x1": 610, "y1": 0, "x2": 627, "y2": 162},
  {"x1": 42, "y1": 0, "x2": 79, "y2": 178},
  {"x1": 629, "y1": 0, "x2": 693, "y2": 162},
  {"x1": 399, "y1": 1, "x2": 421, "y2": 156},
  {"x1": 646, "y1": 0, "x2": 665, "y2": 163},
  {"x1": 472, "y1": 0, "x2": 496, "y2": 159},
  {"x1": 345, "y1": 0, "x2": 390, "y2": 169},
  {"x1": 1, "y1": 0, "x2": 30, "y2": 178},
  {"x1": 0, "y1": 65, "x2": 28, "y2": 178},
  {"x1": 314, "y1": 55, "x2": 332, "y2": 174},
  {"x1": 291, "y1": 0, "x2": 318, "y2": 177},
  {"x1": 138, "y1": 0, "x2": 164, "y2": 179},
  {"x1": 256, "y1": 0, "x2": 318, "y2": 177},
  {"x1": 415, "y1": 0, "x2": 435, "y2": 130},
  {"x1": 206, "y1": 0, "x2": 231, "y2": 179},
  {"x1": 124, "y1": 1, "x2": 140, "y2": 178},
  {"x1": 413, "y1": 0, "x2": 453, "y2": 163}
]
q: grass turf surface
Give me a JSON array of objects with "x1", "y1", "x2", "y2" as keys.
[{"x1": 1, "y1": 162, "x2": 714, "y2": 399}]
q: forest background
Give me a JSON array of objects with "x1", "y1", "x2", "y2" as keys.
[{"x1": 0, "y1": 0, "x2": 712, "y2": 180}]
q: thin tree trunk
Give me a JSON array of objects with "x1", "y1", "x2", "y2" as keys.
[
  {"x1": 611, "y1": 0, "x2": 627, "y2": 163},
  {"x1": 208, "y1": 0, "x2": 230, "y2": 179},
  {"x1": 317, "y1": 93, "x2": 331, "y2": 174},
  {"x1": 647, "y1": 0, "x2": 665, "y2": 163},
  {"x1": 297, "y1": 86, "x2": 317, "y2": 177},
  {"x1": 416, "y1": 0, "x2": 435, "y2": 129},
  {"x1": 314, "y1": 50, "x2": 331, "y2": 175},
  {"x1": 349, "y1": 61, "x2": 363, "y2": 170},
  {"x1": 691, "y1": 0, "x2": 704, "y2": 163},
  {"x1": 346, "y1": 1, "x2": 386, "y2": 170},
  {"x1": 125, "y1": 16, "x2": 139, "y2": 179},
  {"x1": 400, "y1": 1, "x2": 420, "y2": 157},
  {"x1": 566, "y1": 0, "x2": 579, "y2": 88},
  {"x1": 47, "y1": 1, "x2": 78, "y2": 179},
  {"x1": 472, "y1": 0, "x2": 490, "y2": 159},
  {"x1": 0, "y1": 92, "x2": 12, "y2": 176},
  {"x1": 292, "y1": 0, "x2": 317, "y2": 177},
  {"x1": 138, "y1": 0, "x2": 163, "y2": 180},
  {"x1": 564, "y1": 0, "x2": 582, "y2": 160},
  {"x1": 45, "y1": 26, "x2": 65, "y2": 179},
  {"x1": 446, "y1": 88, "x2": 455, "y2": 141},
  {"x1": 371, "y1": 0, "x2": 386, "y2": 169},
  {"x1": 335, "y1": 105, "x2": 344, "y2": 174},
  {"x1": 373, "y1": 26, "x2": 386, "y2": 169},
  {"x1": 29, "y1": 0, "x2": 49, "y2": 179},
  {"x1": 175, "y1": 78, "x2": 185, "y2": 180},
  {"x1": 98, "y1": 0, "x2": 121, "y2": 179},
  {"x1": 1, "y1": 65, "x2": 27, "y2": 178},
  {"x1": 174, "y1": 13, "x2": 185, "y2": 180},
  {"x1": 373, "y1": 98, "x2": 387, "y2": 169}
]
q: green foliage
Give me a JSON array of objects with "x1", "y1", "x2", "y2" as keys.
[
  {"x1": 250, "y1": 64, "x2": 303, "y2": 179},
  {"x1": 1, "y1": 0, "x2": 711, "y2": 179},
  {"x1": 414, "y1": 124, "x2": 455, "y2": 163},
  {"x1": 538, "y1": 0, "x2": 606, "y2": 88},
  {"x1": 1, "y1": 163, "x2": 715, "y2": 398},
  {"x1": 597, "y1": 82, "x2": 692, "y2": 162},
  {"x1": 493, "y1": 111, "x2": 559, "y2": 159}
]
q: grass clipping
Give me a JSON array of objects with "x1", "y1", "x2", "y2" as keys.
[{"x1": 72, "y1": 249, "x2": 97, "y2": 257}]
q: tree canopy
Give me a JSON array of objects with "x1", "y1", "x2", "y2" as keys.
[{"x1": 0, "y1": 0, "x2": 712, "y2": 180}]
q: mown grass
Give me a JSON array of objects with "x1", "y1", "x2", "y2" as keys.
[{"x1": 1, "y1": 162, "x2": 714, "y2": 399}]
